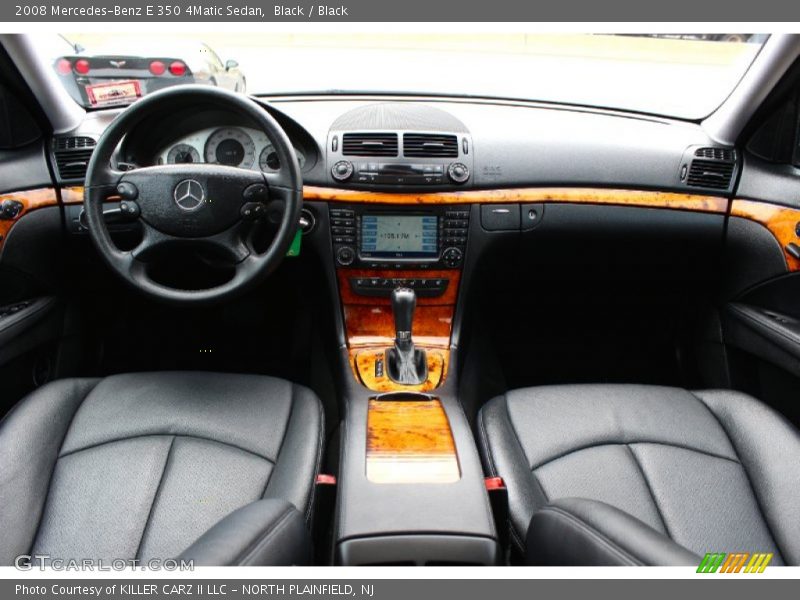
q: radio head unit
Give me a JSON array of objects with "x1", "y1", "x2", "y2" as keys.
[
  {"x1": 330, "y1": 205, "x2": 469, "y2": 269},
  {"x1": 360, "y1": 214, "x2": 439, "y2": 260}
]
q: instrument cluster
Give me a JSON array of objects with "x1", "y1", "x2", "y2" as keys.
[{"x1": 156, "y1": 126, "x2": 308, "y2": 172}]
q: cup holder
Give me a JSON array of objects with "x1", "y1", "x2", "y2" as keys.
[{"x1": 371, "y1": 391, "x2": 437, "y2": 402}]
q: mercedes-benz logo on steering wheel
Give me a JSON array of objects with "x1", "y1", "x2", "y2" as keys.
[{"x1": 173, "y1": 179, "x2": 205, "y2": 211}]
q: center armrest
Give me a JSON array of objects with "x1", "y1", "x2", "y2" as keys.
[{"x1": 335, "y1": 367, "x2": 499, "y2": 565}]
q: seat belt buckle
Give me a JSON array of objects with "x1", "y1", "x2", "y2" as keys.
[
  {"x1": 316, "y1": 474, "x2": 337, "y2": 486},
  {"x1": 485, "y1": 477, "x2": 509, "y2": 552},
  {"x1": 313, "y1": 474, "x2": 337, "y2": 526},
  {"x1": 312, "y1": 474, "x2": 337, "y2": 564}
]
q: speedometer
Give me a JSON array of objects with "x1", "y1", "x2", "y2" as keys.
[
  {"x1": 259, "y1": 143, "x2": 306, "y2": 171},
  {"x1": 204, "y1": 127, "x2": 256, "y2": 168}
]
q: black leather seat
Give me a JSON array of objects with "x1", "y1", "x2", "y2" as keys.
[
  {"x1": 477, "y1": 384, "x2": 800, "y2": 566},
  {"x1": 0, "y1": 372, "x2": 324, "y2": 566}
]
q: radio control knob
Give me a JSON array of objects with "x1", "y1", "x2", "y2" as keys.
[
  {"x1": 336, "y1": 246, "x2": 355, "y2": 266},
  {"x1": 332, "y1": 160, "x2": 354, "y2": 182},
  {"x1": 448, "y1": 162, "x2": 470, "y2": 184},
  {"x1": 442, "y1": 247, "x2": 463, "y2": 268}
]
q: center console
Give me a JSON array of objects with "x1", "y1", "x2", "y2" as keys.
[
  {"x1": 322, "y1": 198, "x2": 498, "y2": 566},
  {"x1": 334, "y1": 388, "x2": 499, "y2": 566},
  {"x1": 317, "y1": 105, "x2": 498, "y2": 566},
  {"x1": 330, "y1": 203, "x2": 470, "y2": 393}
]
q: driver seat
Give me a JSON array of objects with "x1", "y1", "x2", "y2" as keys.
[{"x1": 0, "y1": 371, "x2": 324, "y2": 566}]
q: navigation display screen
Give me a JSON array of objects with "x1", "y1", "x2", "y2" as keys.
[{"x1": 361, "y1": 215, "x2": 438, "y2": 258}]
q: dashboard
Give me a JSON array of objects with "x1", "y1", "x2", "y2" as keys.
[
  {"x1": 66, "y1": 96, "x2": 736, "y2": 198},
  {"x1": 154, "y1": 126, "x2": 308, "y2": 172}
]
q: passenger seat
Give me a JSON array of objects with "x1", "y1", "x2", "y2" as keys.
[{"x1": 477, "y1": 384, "x2": 800, "y2": 566}]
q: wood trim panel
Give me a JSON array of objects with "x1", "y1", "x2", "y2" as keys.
[
  {"x1": 343, "y1": 305, "x2": 453, "y2": 349},
  {"x1": 59, "y1": 185, "x2": 729, "y2": 213},
  {"x1": 62, "y1": 187, "x2": 119, "y2": 205},
  {"x1": 305, "y1": 185, "x2": 728, "y2": 212},
  {"x1": 339, "y1": 270, "x2": 457, "y2": 391},
  {"x1": 61, "y1": 186, "x2": 86, "y2": 205},
  {"x1": 366, "y1": 398, "x2": 460, "y2": 484},
  {"x1": 731, "y1": 199, "x2": 800, "y2": 272},
  {"x1": 0, "y1": 187, "x2": 58, "y2": 251},
  {"x1": 351, "y1": 348, "x2": 448, "y2": 393}
]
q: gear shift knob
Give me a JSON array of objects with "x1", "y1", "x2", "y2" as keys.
[
  {"x1": 391, "y1": 287, "x2": 416, "y2": 346},
  {"x1": 387, "y1": 287, "x2": 426, "y2": 385}
]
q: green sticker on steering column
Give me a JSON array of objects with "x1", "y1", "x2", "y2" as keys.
[{"x1": 286, "y1": 229, "x2": 302, "y2": 257}]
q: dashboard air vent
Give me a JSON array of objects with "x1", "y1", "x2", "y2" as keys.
[
  {"x1": 403, "y1": 133, "x2": 458, "y2": 158},
  {"x1": 686, "y1": 147, "x2": 736, "y2": 190},
  {"x1": 53, "y1": 136, "x2": 96, "y2": 180},
  {"x1": 342, "y1": 133, "x2": 398, "y2": 157},
  {"x1": 694, "y1": 147, "x2": 735, "y2": 161}
]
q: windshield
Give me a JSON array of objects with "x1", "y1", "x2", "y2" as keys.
[{"x1": 37, "y1": 33, "x2": 766, "y2": 120}]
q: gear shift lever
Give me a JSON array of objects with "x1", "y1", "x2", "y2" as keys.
[
  {"x1": 392, "y1": 287, "x2": 416, "y2": 350},
  {"x1": 386, "y1": 287, "x2": 428, "y2": 385}
]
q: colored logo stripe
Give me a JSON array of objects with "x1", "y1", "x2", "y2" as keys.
[
  {"x1": 697, "y1": 552, "x2": 773, "y2": 573},
  {"x1": 697, "y1": 553, "x2": 726, "y2": 573},
  {"x1": 744, "y1": 553, "x2": 773, "y2": 573},
  {"x1": 720, "y1": 553, "x2": 749, "y2": 573}
]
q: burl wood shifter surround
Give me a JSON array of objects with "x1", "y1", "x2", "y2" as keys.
[{"x1": 339, "y1": 269, "x2": 460, "y2": 392}]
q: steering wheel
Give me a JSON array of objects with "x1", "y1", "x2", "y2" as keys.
[{"x1": 83, "y1": 85, "x2": 303, "y2": 305}]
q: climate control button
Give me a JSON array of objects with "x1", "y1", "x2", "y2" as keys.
[
  {"x1": 447, "y1": 163, "x2": 470, "y2": 184},
  {"x1": 332, "y1": 160, "x2": 354, "y2": 182}
]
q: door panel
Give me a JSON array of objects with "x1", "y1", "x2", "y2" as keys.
[
  {"x1": 723, "y1": 85, "x2": 800, "y2": 426},
  {"x1": 0, "y1": 61, "x2": 63, "y2": 410}
]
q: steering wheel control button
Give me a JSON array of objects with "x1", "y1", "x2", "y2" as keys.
[
  {"x1": 119, "y1": 201, "x2": 140, "y2": 219},
  {"x1": 241, "y1": 202, "x2": 267, "y2": 221},
  {"x1": 173, "y1": 179, "x2": 206, "y2": 211},
  {"x1": 332, "y1": 160, "x2": 354, "y2": 182},
  {"x1": 336, "y1": 246, "x2": 356, "y2": 266},
  {"x1": 243, "y1": 183, "x2": 269, "y2": 201},
  {"x1": 442, "y1": 246, "x2": 464, "y2": 268},
  {"x1": 116, "y1": 181, "x2": 138, "y2": 200},
  {"x1": 448, "y1": 162, "x2": 470, "y2": 184}
]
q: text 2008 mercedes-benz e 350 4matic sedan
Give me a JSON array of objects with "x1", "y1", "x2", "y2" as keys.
[{"x1": 0, "y1": 33, "x2": 798, "y2": 567}]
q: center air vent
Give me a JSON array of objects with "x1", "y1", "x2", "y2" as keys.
[
  {"x1": 53, "y1": 136, "x2": 96, "y2": 180},
  {"x1": 403, "y1": 134, "x2": 458, "y2": 158},
  {"x1": 342, "y1": 133, "x2": 398, "y2": 157},
  {"x1": 685, "y1": 147, "x2": 736, "y2": 190}
]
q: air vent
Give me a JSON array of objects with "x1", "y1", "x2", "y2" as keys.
[
  {"x1": 686, "y1": 147, "x2": 736, "y2": 190},
  {"x1": 342, "y1": 133, "x2": 398, "y2": 157},
  {"x1": 403, "y1": 133, "x2": 458, "y2": 158},
  {"x1": 694, "y1": 147, "x2": 735, "y2": 161},
  {"x1": 53, "y1": 136, "x2": 96, "y2": 180}
]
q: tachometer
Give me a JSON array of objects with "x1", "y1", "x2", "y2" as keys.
[
  {"x1": 166, "y1": 144, "x2": 201, "y2": 164},
  {"x1": 204, "y1": 127, "x2": 256, "y2": 168},
  {"x1": 258, "y1": 143, "x2": 306, "y2": 171}
]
